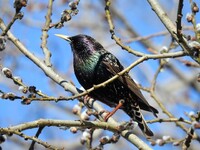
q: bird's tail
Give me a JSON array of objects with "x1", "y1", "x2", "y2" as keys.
[{"x1": 126, "y1": 103, "x2": 154, "y2": 136}]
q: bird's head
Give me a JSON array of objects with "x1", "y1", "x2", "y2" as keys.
[{"x1": 55, "y1": 34, "x2": 104, "y2": 57}]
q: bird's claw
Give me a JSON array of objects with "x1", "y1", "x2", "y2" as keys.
[
  {"x1": 83, "y1": 95, "x2": 94, "y2": 108},
  {"x1": 99, "y1": 110, "x2": 110, "y2": 122},
  {"x1": 104, "y1": 111, "x2": 112, "y2": 122},
  {"x1": 83, "y1": 95, "x2": 90, "y2": 103}
]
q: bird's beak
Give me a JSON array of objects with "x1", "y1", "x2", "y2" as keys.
[{"x1": 55, "y1": 34, "x2": 71, "y2": 42}]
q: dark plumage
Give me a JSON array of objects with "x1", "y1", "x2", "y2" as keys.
[{"x1": 56, "y1": 34, "x2": 158, "y2": 136}]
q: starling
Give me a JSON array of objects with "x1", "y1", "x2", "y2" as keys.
[{"x1": 55, "y1": 34, "x2": 158, "y2": 136}]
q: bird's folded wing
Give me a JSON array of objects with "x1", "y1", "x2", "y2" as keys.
[{"x1": 102, "y1": 58, "x2": 158, "y2": 116}]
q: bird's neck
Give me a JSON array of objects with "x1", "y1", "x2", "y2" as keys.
[{"x1": 73, "y1": 52, "x2": 101, "y2": 72}]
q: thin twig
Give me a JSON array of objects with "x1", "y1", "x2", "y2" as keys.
[
  {"x1": 41, "y1": 0, "x2": 53, "y2": 67},
  {"x1": 150, "y1": 63, "x2": 189, "y2": 133},
  {"x1": 0, "y1": 128, "x2": 61, "y2": 150},
  {"x1": 29, "y1": 126, "x2": 45, "y2": 150},
  {"x1": 1, "y1": 14, "x2": 20, "y2": 36},
  {"x1": 109, "y1": 2, "x2": 156, "y2": 50},
  {"x1": 104, "y1": 0, "x2": 145, "y2": 56},
  {"x1": 176, "y1": 0, "x2": 184, "y2": 38},
  {"x1": 182, "y1": 127, "x2": 194, "y2": 150},
  {"x1": 147, "y1": 117, "x2": 191, "y2": 124}
]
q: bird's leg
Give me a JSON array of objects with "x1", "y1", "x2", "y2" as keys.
[{"x1": 104, "y1": 99, "x2": 125, "y2": 121}]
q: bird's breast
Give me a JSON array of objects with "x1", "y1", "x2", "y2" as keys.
[{"x1": 73, "y1": 54, "x2": 100, "y2": 89}]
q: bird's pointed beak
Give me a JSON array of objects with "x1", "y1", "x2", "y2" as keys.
[{"x1": 55, "y1": 34, "x2": 71, "y2": 42}]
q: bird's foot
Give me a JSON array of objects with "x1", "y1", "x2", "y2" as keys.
[
  {"x1": 83, "y1": 95, "x2": 90, "y2": 103},
  {"x1": 104, "y1": 111, "x2": 113, "y2": 122},
  {"x1": 99, "y1": 110, "x2": 110, "y2": 121},
  {"x1": 83, "y1": 95, "x2": 93, "y2": 108},
  {"x1": 103, "y1": 99, "x2": 125, "y2": 122}
]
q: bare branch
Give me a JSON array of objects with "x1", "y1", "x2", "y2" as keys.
[{"x1": 40, "y1": 0, "x2": 54, "y2": 67}]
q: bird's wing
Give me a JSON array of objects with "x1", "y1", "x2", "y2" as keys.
[{"x1": 102, "y1": 53, "x2": 158, "y2": 115}]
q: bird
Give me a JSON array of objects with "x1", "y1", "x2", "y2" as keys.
[{"x1": 55, "y1": 34, "x2": 158, "y2": 136}]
